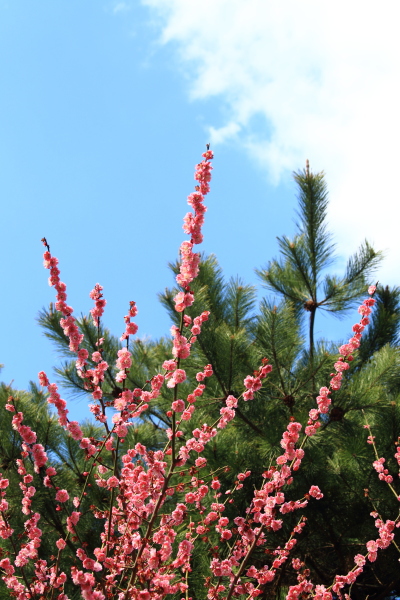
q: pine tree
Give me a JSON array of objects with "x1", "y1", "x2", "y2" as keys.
[{"x1": 256, "y1": 162, "x2": 381, "y2": 384}]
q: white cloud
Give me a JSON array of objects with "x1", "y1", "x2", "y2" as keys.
[
  {"x1": 142, "y1": 0, "x2": 400, "y2": 286},
  {"x1": 209, "y1": 121, "x2": 241, "y2": 145},
  {"x1": 113, "y1": 2, "x2": 131, "y2": 14}
]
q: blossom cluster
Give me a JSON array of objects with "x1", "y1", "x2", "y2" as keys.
[
  {"x1": 243, "y1": 359, "x2": 273, "y2": 401},
  {"x1": 42, "y1": 239, "x2": 84, "y2": 353},
  {"x1": 305, "y1": 286, "x2": 377, "y2": 437},
  {"x1": 175, "y1": 149, "x2": 213, "y2": 290},
  {"x1": 120, "y1": 300, "x2": 138, "y2": 342},
  {"x1": 89, "y1": 283, "x2": 107, "y2": 327}
]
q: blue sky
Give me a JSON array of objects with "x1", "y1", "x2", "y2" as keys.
[{"x1": 1, "y1": 1, "x2": 399, "y2": 421}]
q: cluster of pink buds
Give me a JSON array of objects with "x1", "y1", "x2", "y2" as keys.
[
  {"x1": 121, "y1": 300, "x2": 138, "y2": 341},
  {"x1": 365, "y1": 515, "x2": 396, "y2": 562},
  {"x1": 196, "y1": 363, "x2": 213, "y2": 381},
  {"x1": 306, "y1": 285, "x2": 377, "y2": 436},
  {"x1": 174, "y1": 290, "x2": 194, "y2": 313},
  {"x1": 41, "y1": 243, "x2": 111, "y2": 409},
  {"x1": 243, "y1": 359, "x2": 273, "y2": 400},
  {"x1": 8, "y1": 406, "x2": 48, "y2": 473},
  {"x1": 115, "y1": 347, "x2": 132, "y2": 382},
  {"x1": 165, "y1": 311, "x2": 211, "y2": 369},
  {"x1": 167, "y1": 368, "x2": 214, "y2": 421},
  {"x1": 89, "y1": 283, "x2": 106, "y2": 327},
  {"x1": 176, "y1": 149, "x2": 213, "y2": 291},
  {"x1": 170, "y1": 325, "x2": 191, "y2": 360},
  {"x1": 42, "y1": 238, "x2": 83, "y2": 353},
  {"x1": 218, "y1": 394, "x2": 237, "y2": 429},
  {"x1": 267, "y1": 521, "x2": 306, "y2": 574},
  {"x1": 0, "y1": 476, "x2": 12, "y2": 541},
  {"x1": 81, "y1": 356, "x2": 109, "y2": 396},
  {"x1": 318, "y1": 517, "x2": 397, "y2": 599},
  {"x1": 373, "y1": 457, "x2": 394, "y2": 484},
  {"x1": 183, "y1": 191, "x2": 206, "y2": 244},
  {"x1": 186, "y1": 310, "x2": 210, "y2": 343},
  {"x1": 38, "y1": 373, "x2": 86, "y2": 442}
]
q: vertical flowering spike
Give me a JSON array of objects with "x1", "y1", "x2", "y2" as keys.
[
  {"x1": 121, "y1": 301, "x2": 138, "y2": 341},
  {"x1": 305, "y1": 287, "x2": 377, "y2": 437},
  {"x1": 175, "y1": 150, "x2": 213, "y2": 294},
  {"x1": 115, "y1": 347, "x2": 132, "y2": 382},
  {"x1": 41, "y1": 239, "x2": 84, "y2": 353},
  {"x1": 89, "y1": 283, "x2": 107, "y2": 327}
]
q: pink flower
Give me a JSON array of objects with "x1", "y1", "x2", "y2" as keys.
[
  {"x1": 66, "y1": 421, "x2": 83, "y2": 441},
  {"x1": 226, "y1": 395, "x2": 238, "y2": 408},
  {"x1": 171, "y1": 399, "x2": 185, "y2": 413},
  {"x1": 163, "y1": 359, "x2": 176, "y2": 371},
  {"x1": 55, "y1": 490, "x2": 69, "y2": 503},
  {"x1": 18, "y1": 425, "x2": 37, "y2": 445},
  {"x1": 69, "y1": 511, "x2": 80, "y2": 526},
  {"x1": 89, "y1": 283, "x2": 106, "y2": 326},
  {"x1": 354, "y1": 553, "x2": 366, "y2": 567},
  {"x1": 334, "y1": 360, "x2": 349, "y2": 372},
  {"x1": 220, "y1": 529, "x2": 232, "y2": 540},
  {"x1": 309, "y1": 485, "x2": 323, "y2": 499},
  {"x1": 167, "y1": 368, "x2": 187, "y2": 388},
  {"x1": 107, "y1": 476, "x2": 119, "y2": 488},
  {"x1": 116, "y1": 348, "x2": 132, "y2": 371},
  {"x1": 38, "y1": 371, "x2": 50, "y2": 387},
  {"x1": 173, "y1": 291, "x2": 195, "y2": 312},
  {"x1": 31, "y1": 444, "x2": 48, "y2": 471}
]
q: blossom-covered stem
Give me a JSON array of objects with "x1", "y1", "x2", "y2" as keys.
[
  {"x1": 89, "y1": 283, "x2": 111, "y2": 431},
  {"x1": 362, "y1": 413, "x2": 399, "y2": 501},
  {"x1": 74, "y1": 428, "x2": 116, "y2": 511},
  {"x1": 170, "y1": 410, "x2": 177, "y2": 467},
  {"x1": 0, "y1": 514, "x2": 41, "y2": 598},
  {"x1": 49, "y1": 431, "x2": 113, "y2": 576},
  {"x1": 0, "y1": 507, "x2": 36, "y2": 599},
  {"x1": 287, "y1": 285, "x2": 376, "y2": 466},
  {"x1": 105, "y1": 435, "x2": 121, "y2": 557},
  {"x1": 122, "y1": 466, "x2": 176, "y2": 597},
  {"x1": 41, "y1": 238, "x2": 84, "y2": 353},
  {"x1": 184, "y1": 567, "x2": 190, "y2": 600},
  {"x1": 302, "y1": 285, "x2": 378, "y2": 441},
  {"x1": 49, "y1": 548, "x2": 65, "y2": 600},
  {"x1": 49, "y1": 429, "x2": 118, "y2": 587},
  {"x1": 224, "y1": 526, "x2": 265, "y2": 600},
  {"x1": 171, "y1": 311, "x2": 185, "y2": 464},
  {"x1": 244, "y1": 516, "x2": 306, "y2": 600}
]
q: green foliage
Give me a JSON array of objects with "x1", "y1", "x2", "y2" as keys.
[{"x1": 256, "y1": 166, "x2": 382, "y2": 376}]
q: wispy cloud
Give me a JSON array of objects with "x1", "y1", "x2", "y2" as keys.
[
  {"x1": 142, "y1": 0, "x2": 400, "y2": 285},
  {"x1": 113, "y1": 2, "x2": 131, "y2": 14}
]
